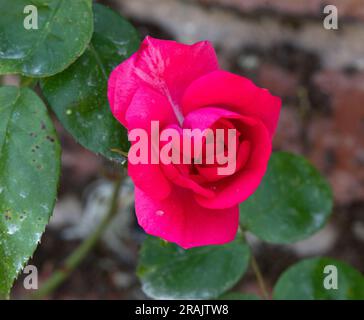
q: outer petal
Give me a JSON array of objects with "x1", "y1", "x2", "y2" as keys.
[
  {"x1": 125, "y1": 85, "x2": 177, "y2": 130},
  {"x1": 126, "y1": 86, "x2": 176, "y2": 200},
  {"x1": 181, "y1": 70, "x2": 281, "y2": 136},
  {"x1": 108, "y1": 53, "x2": 138, "y2": 126},
  {"x1": 108, "y1": 36, "x2": 219, "y2": 126},
  {"x1": 135, "y1": 186, "x2": 239, "y2": 249}
]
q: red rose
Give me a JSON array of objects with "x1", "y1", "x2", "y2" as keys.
[{"x1": 108, "y1": 36, "x2": 281, "y2": 248}]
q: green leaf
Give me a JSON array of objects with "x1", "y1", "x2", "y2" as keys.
[
  {"x1": 41, "y1": 4, "x2": 139, "y2": 162},
  {"x1": 218, "y1": 292, "x2": 261, "y2": 300},
  {"x1": 240, "y1": 152, "x2": 333, "y2": 244},
  {"x1": 273, "y1": 257, "x2": 364, "y2": 300},
  {"x1": 0, "y1": 0, "x2": 93, "y2": 77},
  {"x1": 137, "y1": 234, "x2": 250, "y2": 300},
  {"x1": 0, "y1": 86, "x2": 61, "y2": 298}
]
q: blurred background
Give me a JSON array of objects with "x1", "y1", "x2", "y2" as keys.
[{"x1": 10, "y1": 0, "x2": 364, "y2": 299}]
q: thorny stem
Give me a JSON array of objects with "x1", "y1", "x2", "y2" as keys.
[{"x1": 31, "y1": 175, "x2": 124, "y2": 299}]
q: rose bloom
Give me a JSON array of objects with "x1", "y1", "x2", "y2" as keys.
[{"x1": 108, "y1": 36, "x2": 281, "y2": 249}]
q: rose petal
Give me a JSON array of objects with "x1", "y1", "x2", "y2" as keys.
[
  {"x1": 182, "y1": 107, "x2": 259, "y2": 184},
  {"x1": 196, "y1": 140, "x2": 251, "y2": 182},
  {"x1": 126, "y1": 86, "x2": 176, "y2": 200},
  {"x1": 135, "y1": 186, "x2": 239, "y2": 248},
  {"x1": 181, "y1": 70, "x2": 281, "y2": 136},
  {"x1": 125, "y1": 85, "x2": 177, "y2": 131},
  {"x1": 108, "y1": 36, "x2": 219, "y2": 126},
  {"x1": 157, "y1": 124, "x2": 216, "y2": 198},
  {"x1": 162, "y1": 163, "x2": 215, "y2": 198},
  {"x1": 108, "y1": 53, "x2": 138, "y2": 126},
  {"x1": 195, "y1": 118, "x2": 272, "y2": 209},
  {"x1": 183, "y1": 106, "x2": 242, "y2": 130},
  {"x1": 128, "y1": 162, "x2": 172, "y2": 201}
]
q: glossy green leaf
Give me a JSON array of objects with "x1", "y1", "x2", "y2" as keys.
[
  {"x1": 218, "y1": 292, "x2": 261, "y2": 300},
  {"x1": 273, "y1": 257, "x2": 364, "y2": 300},
  {"x1": 0, "y1": 0, "x2": 93, "y2": 77},
  {"x1": 41, "y1": 4, "x2": 139, "y2": 161},
  {"x1": 137, "y1": 234, "x2": 250, "y2": 299},
  {"x1": 0, "y1": 86, "x2": 61, "y2": 298},
  {"x1": 240, "y1": 152, "x2": 333, "y2": 244}
]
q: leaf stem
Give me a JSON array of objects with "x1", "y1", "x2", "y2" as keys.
[{"x1": 30, "y1": 175, "x2": 124, "y2": 299}]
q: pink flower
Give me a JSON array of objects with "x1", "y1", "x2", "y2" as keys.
[{"x1": 108, "y1": 36, "x2": 281, "y2": 248}]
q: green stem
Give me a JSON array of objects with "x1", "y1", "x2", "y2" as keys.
[
  {"x1": 241, "y1": 229, "x2": 270, "y2": 299},
  {"x1": 31, "y1": 177, "x2": 123, "y2": 299},
  {"x1": 110, "y1": 148, "x2": 128, "y2": 158},
  {"x1": 250, "y1": 253, "x2": 270, "y2": 300}
]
